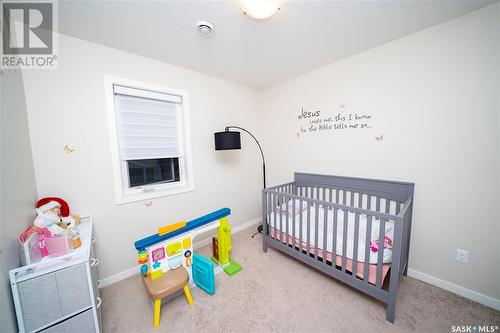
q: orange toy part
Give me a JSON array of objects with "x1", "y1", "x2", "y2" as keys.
[{"x1": 158, "y1": 221, "x2": 186, "y2": 236}]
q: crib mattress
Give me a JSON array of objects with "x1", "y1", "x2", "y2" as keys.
[{"x1": 268, "y1": 201, "x2": 395, "y2": 264}]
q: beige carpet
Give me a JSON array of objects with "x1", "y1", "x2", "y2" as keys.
[{"x1": 101, "y1": 226, "x2": 500, "y2": 333}]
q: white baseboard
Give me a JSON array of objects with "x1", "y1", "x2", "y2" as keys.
[
  {"x1": 407, "y1": 268, "x2": 500, "y2": 311},
  {"x1": 99, "y1": 266, "x2": 138, "y2": 288},
  {"x1": 99, "y1": 218, "x2": 261, "y2": 288}
]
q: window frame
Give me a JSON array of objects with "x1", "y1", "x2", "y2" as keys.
[{"x1": 104, "y1": 76, "x2": 194, "y2": 204}]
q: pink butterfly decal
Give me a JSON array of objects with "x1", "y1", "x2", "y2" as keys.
[
  {"x1": 340, "y1": 102, "x2": 346, "y2": 108},
  {"x1": 145, "y1": 201, "x2": 153, "y2": 208},
  {"x1": 375, "y1": 135, "x2": 384, "y2": 142},
  {"x1": 296, "y1": 132, "x2": 300, "y2": 138}
]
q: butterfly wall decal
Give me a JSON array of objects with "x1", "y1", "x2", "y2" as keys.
[
  {"x1": 63, "y1": 145, "x2": 75, "y2": 153},
  {"x1": 375, "y1": 135, "x2": 384, "y2": 142}
]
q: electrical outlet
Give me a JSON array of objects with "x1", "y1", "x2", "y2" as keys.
[{"x1": 456, "y1": 249, "x2": 469, "y2": 264}]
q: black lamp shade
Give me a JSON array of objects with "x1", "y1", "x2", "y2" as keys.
[{"x1": 214, "y1": 131, "x2": 241, "y2": 150}]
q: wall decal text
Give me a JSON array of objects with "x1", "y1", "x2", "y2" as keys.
[{"x1": 297, "y1": 106, "x2": 373, "y2": 137}]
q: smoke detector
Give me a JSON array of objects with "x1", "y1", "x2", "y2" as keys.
[{"x1": 196, "y1": 21, "x2": 215, "y2": 38}]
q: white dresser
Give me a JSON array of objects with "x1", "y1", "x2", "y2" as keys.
[{"x1": 9, "y1": 216, "x2": 102, "y2": 333}]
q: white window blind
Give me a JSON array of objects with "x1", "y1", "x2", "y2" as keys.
[{"x1": 113, "y1": 85, "x2": 183, "y2": 161}]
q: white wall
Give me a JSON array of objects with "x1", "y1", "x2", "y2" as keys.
[
  {"x1": 261, "y1": 4, "x2": 500, "y2": 300},
  {"x1": 0, "y1": 70, "x2": 38, "y2": 333},
  {"x1": 21, "y1": 34, "x2": 263, "y2": 279}
]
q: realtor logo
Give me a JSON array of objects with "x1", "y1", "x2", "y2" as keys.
[{"x1": 1, "y1": 0, "x2": 58, "y2": 68}]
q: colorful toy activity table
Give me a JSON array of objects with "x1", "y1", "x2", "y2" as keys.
[{"x1": 134, "y1": 208, "x2": 241, "y2": 289}]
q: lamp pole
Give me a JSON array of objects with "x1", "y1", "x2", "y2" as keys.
[{"x1": 224, "y1": 126, "x2": 266, "y2": 189}]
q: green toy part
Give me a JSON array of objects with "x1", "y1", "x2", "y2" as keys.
[{"x1": 223, "y1": 259, "x2": 242, "y2": 276}]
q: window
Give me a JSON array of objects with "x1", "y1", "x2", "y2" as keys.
[{"x1": 105, "y1": 77, "x2": 193, "y2": 204}]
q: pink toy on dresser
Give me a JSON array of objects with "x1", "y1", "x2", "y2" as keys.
[{"x1": 45, "y1": 236, "x2": 72, "y2": 256}]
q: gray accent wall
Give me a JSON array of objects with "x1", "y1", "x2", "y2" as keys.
[{"x1": 0, "y1": 70, "x2": 38, "y2": 333}]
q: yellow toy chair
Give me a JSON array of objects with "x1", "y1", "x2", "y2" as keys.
[{"x1": 142, "y1": 266, "x2": 193, "y2": 328}]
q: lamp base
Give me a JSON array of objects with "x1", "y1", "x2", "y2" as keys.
[{"x1": 257, "y1": 225, "x2": 263, "y2": 233}]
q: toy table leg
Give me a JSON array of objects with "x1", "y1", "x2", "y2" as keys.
[
  {"x1": 154, "y1": 299, "x2": 161, "y2": 328},
  {"x1": 183, "y1": 285, "x2": 194, "y2": 305}
]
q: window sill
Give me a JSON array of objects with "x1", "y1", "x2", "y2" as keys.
[{"x1": 115, "y1": 185, "x2": 194, "y2": 205}]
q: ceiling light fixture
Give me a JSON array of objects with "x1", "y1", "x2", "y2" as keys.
[
  {"x1": 240, "y1": 0, "x2": 282, "y2": 20},
  {"x1": 196, "y1": 21, "x2": 215, "y2": 38}
]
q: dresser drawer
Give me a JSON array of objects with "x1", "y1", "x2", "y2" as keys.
[
  {"x1": 17, "y1": 262, "x2": 92, "y2": 332},
  {"x1": 56, "y1": 263, "x2": 92, "y2": 316},
  {"x1": 40, "y1": 309, "x2": 95, "y2": 333},
  {"x1": 18, "y1": 272, "x2": 62, "y2": 332}
]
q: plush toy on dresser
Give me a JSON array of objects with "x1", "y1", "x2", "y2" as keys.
[
  {"x1": 18, "y1": 197, "x2": 82, "y2": 266},
  {"x1": 34, "y1": 198, "x2": 80, "y2": 235}
]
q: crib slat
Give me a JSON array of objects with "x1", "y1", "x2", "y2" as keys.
[
  {"x1": 267, "y1": 192, "x2": 271, "y2": 236},
  {"x1": 306, "y1": 201, "x2": 311, "y2": 257},
  {"x1": 376, "y1": 218, "x2": 386, "y2": 288},
  {"x1": 323, "y1": 205, "x2": 328, "y2": 265},
  {"x1": 343, "y1": 190, "x2": 347, "y2": 205},
  {"x1": 364, "y1": 215, "x2": 372, "y2": 283},
  {"x1": 352, "y1": 212, "x2": 360, "y2": 278},
  {"x1": 376, "y1": 197, "x2": 381, "y2": 212},
  {"x1": 332, "y1": 208, "x2": 338, "y2": 268},
  {"x1": 286, "y1": 195, "x2": 290, "y2": 247},
  {"x1": 273, "y1": 193, "x2": 277, "y2": 242},
  {"x1": 322, "y1": 187, "x2": 326, "y2": 201},
  {"x1": 396, "y1": 202, "x2": 401, "y2": 215},
  {"x1": 275, "y1": 193, "x2": 279, "y2": 243},
  {"x1": 385, "y1": 199, "x2": 390, "y2": 213},
  {"x1": 329, "y1": 188, "x2": 333, "y2": 204},
  {"x1": 314, "y1": 203, "x2": 319, "y2": 259},
  {"x1": 358, "y1": 193, "x2": 363, "y2": 208},
  {"x1": 367, "y1": 195, "x2": 372, "y2": 210},
  {"x1": 341, "y1": 209, "x2": 349, "y2": 272},
  {"x1": 279, "y1": 193, "x2": 283, "y2": 244},
  {"x1": 299, "y1": 199, "x2": 303, "y2": 252},
  {"x1": 350, "y1": 191, "x2": 354, "y2": 207},
  {"x1": 292, "y1": 197, "x2": 296, "y2": 245}
]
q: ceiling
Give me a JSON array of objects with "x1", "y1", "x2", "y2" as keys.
[{"x1": 58, "y1": 0, "x2": 497, "y2": 89}]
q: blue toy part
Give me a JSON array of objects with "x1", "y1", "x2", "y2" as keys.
[
  {"x1": 134, "y1": 208, "x2": 231, "y2": 250},
  {"x1": 192, "y1": 254, "x2": 215, "y2": 295},
  {"x1": 141, "y1": 264, "x2": 148, "y2": 276}
]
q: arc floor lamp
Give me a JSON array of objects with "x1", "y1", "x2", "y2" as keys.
[{"x1": 214, "y1": 126, "x2": 265, "y2": 234}]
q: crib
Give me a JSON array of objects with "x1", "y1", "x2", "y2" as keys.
[{"x1": 261, "y1": 172, "x2": 414, "y2": 323}]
